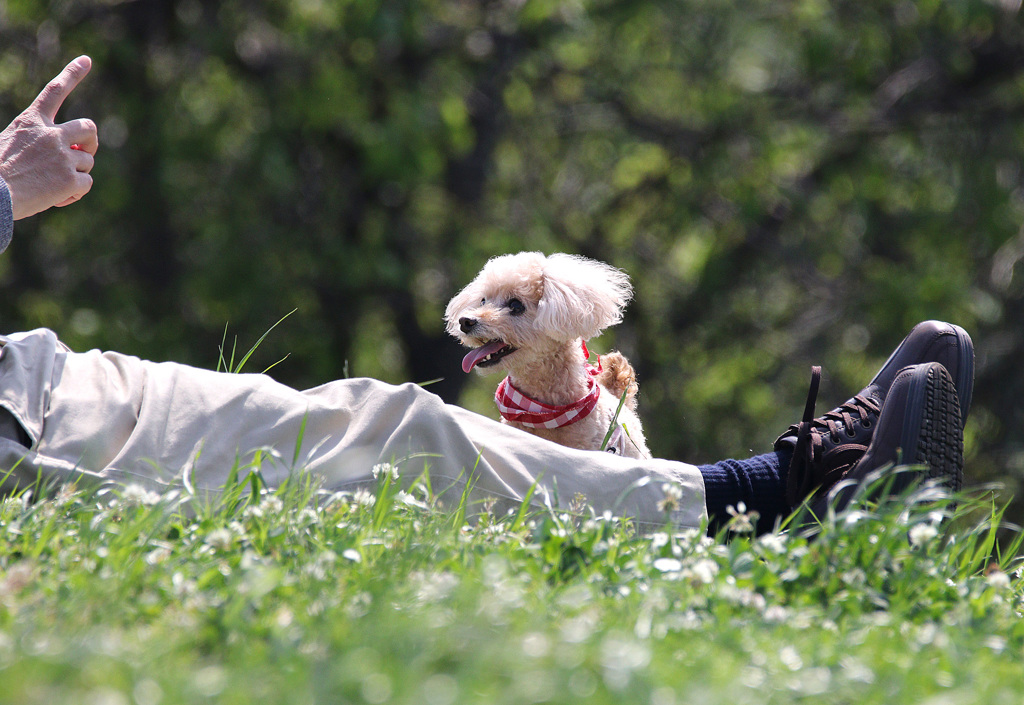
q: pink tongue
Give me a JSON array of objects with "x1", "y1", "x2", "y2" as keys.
[{"x1": 462, "y1": 341, "x2": 508, "y2": 373}]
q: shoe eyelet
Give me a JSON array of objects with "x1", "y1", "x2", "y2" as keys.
[
  {"x1": 862, "y1": 420, "x2": 872, "y2": 429},
  {"x1": 846, "y1": 427, "x2": 857, "y2": 438}
]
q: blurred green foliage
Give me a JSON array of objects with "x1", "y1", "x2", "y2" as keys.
[{"x1": 2, "y1": 0, "x2": 1024, "y2": 510}]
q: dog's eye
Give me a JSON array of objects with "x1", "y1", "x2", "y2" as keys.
[{"x1": 507, "y1": 298, "x2": 526, "y2": 316}]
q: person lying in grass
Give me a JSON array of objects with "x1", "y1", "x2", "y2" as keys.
[{"x1": 0, "y1": 56, "x2": 974, "y2": 534}]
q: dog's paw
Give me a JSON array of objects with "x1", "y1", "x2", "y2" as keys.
[{"x1": 596, "y1": 351, "x2": 638, "y2": 410}]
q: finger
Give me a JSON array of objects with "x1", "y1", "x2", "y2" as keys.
[
  {"x1": 71, "y1": 149, "x2": 95, "y2": 174},
  {"x1": 33, "y1": 55, "x2": 92, "y2": 123},
  {"x1": 62, "y1": 118, "x2": 99, "y2": 155},
  {"x1": 54, "y1": 173, "x2": 93, "y2": 207}
]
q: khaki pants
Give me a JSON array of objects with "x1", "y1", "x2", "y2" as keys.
[{"x1": 0, "y1": 329, "x2": 706, "y2": 529}]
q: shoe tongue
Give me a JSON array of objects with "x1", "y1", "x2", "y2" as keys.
[{"x1": 462, "y1": 341, "x2": 508, "y2": 373}]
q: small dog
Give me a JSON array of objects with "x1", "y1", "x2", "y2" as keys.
[{"x1": 445, "y1": 252, "x2": 649, "y2": 458}]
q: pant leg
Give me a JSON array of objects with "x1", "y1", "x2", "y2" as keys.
[
  {"x1": 700, "y1": 448, "x2": 792, "y2": 534},
  {"x1": 0, "y1": 328, "x2": 706, "y2": 530}
]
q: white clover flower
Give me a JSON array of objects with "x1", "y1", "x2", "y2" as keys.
[
  {"x1": 757, "y1": 533, "x2": 787, "y2": 554},
  {"x1": 779, "y1": 645, "x2": 803, "y2": 671},
  {"x1": 121, "y1": 484, "x2": 161, "y2": 506},
  {"x1": 145, "y1": 547, "x2": 171, "y2": 565},
  {"x1": 985, "y1": 635, "x2": 1007, "y2": 653},
  {"x1": 304, "y1": 561, "x2": 328, "y2": 581},
  {"x1": 719, "y1": 584, "x2": 766, "y2": 611},
  {"x1": 744, "y1": 591, "x2": 766, "y2": 612},
  {"x1": 521, "y1": 633, "x2": 550, "y2": 659},
  {"x1": 396, "y1": 491, "x2": 428, "y2": 510},
  {"x1": 261, "y1": 495, "x2": 284, "y2": 514},
  {"x1": 346, "y1": 592, "x2": 373, "y2": 619},
  {"x1": 665, "y1": 609, "x2": 703, "y2": 631},
  {"x1": 662, "y1": 483, "x2": 683, "y2": 500},
  {"x1": 842, "y1": 568, "x2": 867, "y2": 586},
  {"x1": 352, "y1": 488, "x2": 376, "y2": 508},
  {"x1": 240, "y1": 550, "x2": 263, "y2": 570},
  {"x1": 371, "y1": 463, "x2": 399, "y2": 481},
  {"x1": 908, "y1": 523, "x2": 939, "y2": 547},
  {"x1": 726, "y1": 503, "x2": 760, "y2": 534},
  {"x1": 171, "y1": 572, "x2": 197, "y2": 599},
  {"x1": 242, "y1": 504, "x2": 265, "y2": 520},
  {"x1": 205, "y1": 527, "x2": 235, "y2": 552},
  {"x1": 652, "y1": 557, "x2": 683, "y2": 574},
  {"x1": 657, "y1": 483, "x2": 683, "y2": 513},
  {"x1": 4, "y1": 493, "x2": 31, "y2": 513},
  {"x1": 296, "y1": 507, "x2": 320, "y2": 524},
  {"x1": 688, "y1": 558, "x2": 719, "y2": 585},
  {"x1": 650, "y1": 532, "x2": 670, "y2": 550},
  {"x1": 839, "y1": 656, "x2": 876, "y2": 684},
  {"x1": 414, "y1": 571, "x2": 459, "y2": 603},
  {"x1": 600, "y1": 634, "x2": 652, "y2": 683},
  {"x1": 986, "y1": 569, "x2": 1011, "y2": 590}
]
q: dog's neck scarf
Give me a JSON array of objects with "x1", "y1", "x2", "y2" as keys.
[{"x1": 495, "y1": 343, "x2": 601, "y2": 429}]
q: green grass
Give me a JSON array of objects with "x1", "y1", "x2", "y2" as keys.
[{"x1": 0, "y1": 468, "x2": 1022, "y2": 705}]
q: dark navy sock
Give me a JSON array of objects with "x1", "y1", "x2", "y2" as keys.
[{"x1": 700, "y1": 446, "x2": 793, "y2": 535}]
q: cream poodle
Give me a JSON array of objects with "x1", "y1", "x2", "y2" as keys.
[{"x1": 445, "y1": 252, "x2": 650, "y2": 458}]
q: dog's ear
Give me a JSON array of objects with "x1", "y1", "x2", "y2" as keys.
[{"x1": 535, "y1": 254, "x2": 633, "y2": 340}]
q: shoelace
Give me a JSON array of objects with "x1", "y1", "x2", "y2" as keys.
[{"x1": 786, "y1": 366, "x2": 882, "y2": 507}]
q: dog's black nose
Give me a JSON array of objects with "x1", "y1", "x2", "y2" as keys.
[{"x1": 459, "y1": 316, "x2": 477, "y2": 333}]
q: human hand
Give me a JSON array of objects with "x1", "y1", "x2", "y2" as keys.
[{"x1": 0, "y1": 55, "x2": 99, "y2": 220}]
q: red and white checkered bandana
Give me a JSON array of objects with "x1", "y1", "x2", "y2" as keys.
[
  {"x1": 494, "y1": 343, "x2": 602, "y2": 429},
  {"x1": 495, "y1": 375, "x2": 600, "y2": 429}
]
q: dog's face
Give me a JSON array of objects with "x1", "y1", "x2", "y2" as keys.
[{"x1": 445, "y1": 252, "x2": 632, "y2": 374}]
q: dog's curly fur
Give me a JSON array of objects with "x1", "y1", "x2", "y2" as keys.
[{"x1": 445, "y1": 252, "x2": 649, "y2": 459}]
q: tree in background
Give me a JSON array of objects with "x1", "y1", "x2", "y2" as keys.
[{"x1": 2, "y1": 0, "x2": 1024, "y2": 514}]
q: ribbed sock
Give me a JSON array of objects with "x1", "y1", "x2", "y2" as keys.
[{"x1": 700, "y1": 446, "x2": 793, "y2": 535}]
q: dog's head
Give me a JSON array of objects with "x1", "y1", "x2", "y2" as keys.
[{"x1": 445, "y1": 252, "x2": 633, "y2": 373}]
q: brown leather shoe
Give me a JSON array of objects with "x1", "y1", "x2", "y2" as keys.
[
  {"x1": 806, "y1": 362, "x2": 964, "y2": 517},
  {"x1": 777, "y1": 321, "x2": 973, "y2": 508}
]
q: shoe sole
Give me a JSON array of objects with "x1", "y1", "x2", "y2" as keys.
[
  {"x1": 898, "y1": 363, "x2": 964, "y2": 494},
  {"x1": 880, "y1": 322, "x2": 974, "y2": 428}
]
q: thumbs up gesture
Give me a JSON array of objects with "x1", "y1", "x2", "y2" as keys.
[{"x1": 0, "y1": 56, "x2": 99, "y2": 220}]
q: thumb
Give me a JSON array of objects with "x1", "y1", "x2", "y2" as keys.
[{"x1": 32, "y1": 55, "x2": 92, "y2": 123}]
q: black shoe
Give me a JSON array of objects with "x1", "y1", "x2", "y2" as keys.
[
  {"x1": 776, "y1": 320, "x2": 974, "y2": 507},
  {"x1": 806, "y1": 362, "x2": 964, "y2": 517}
]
